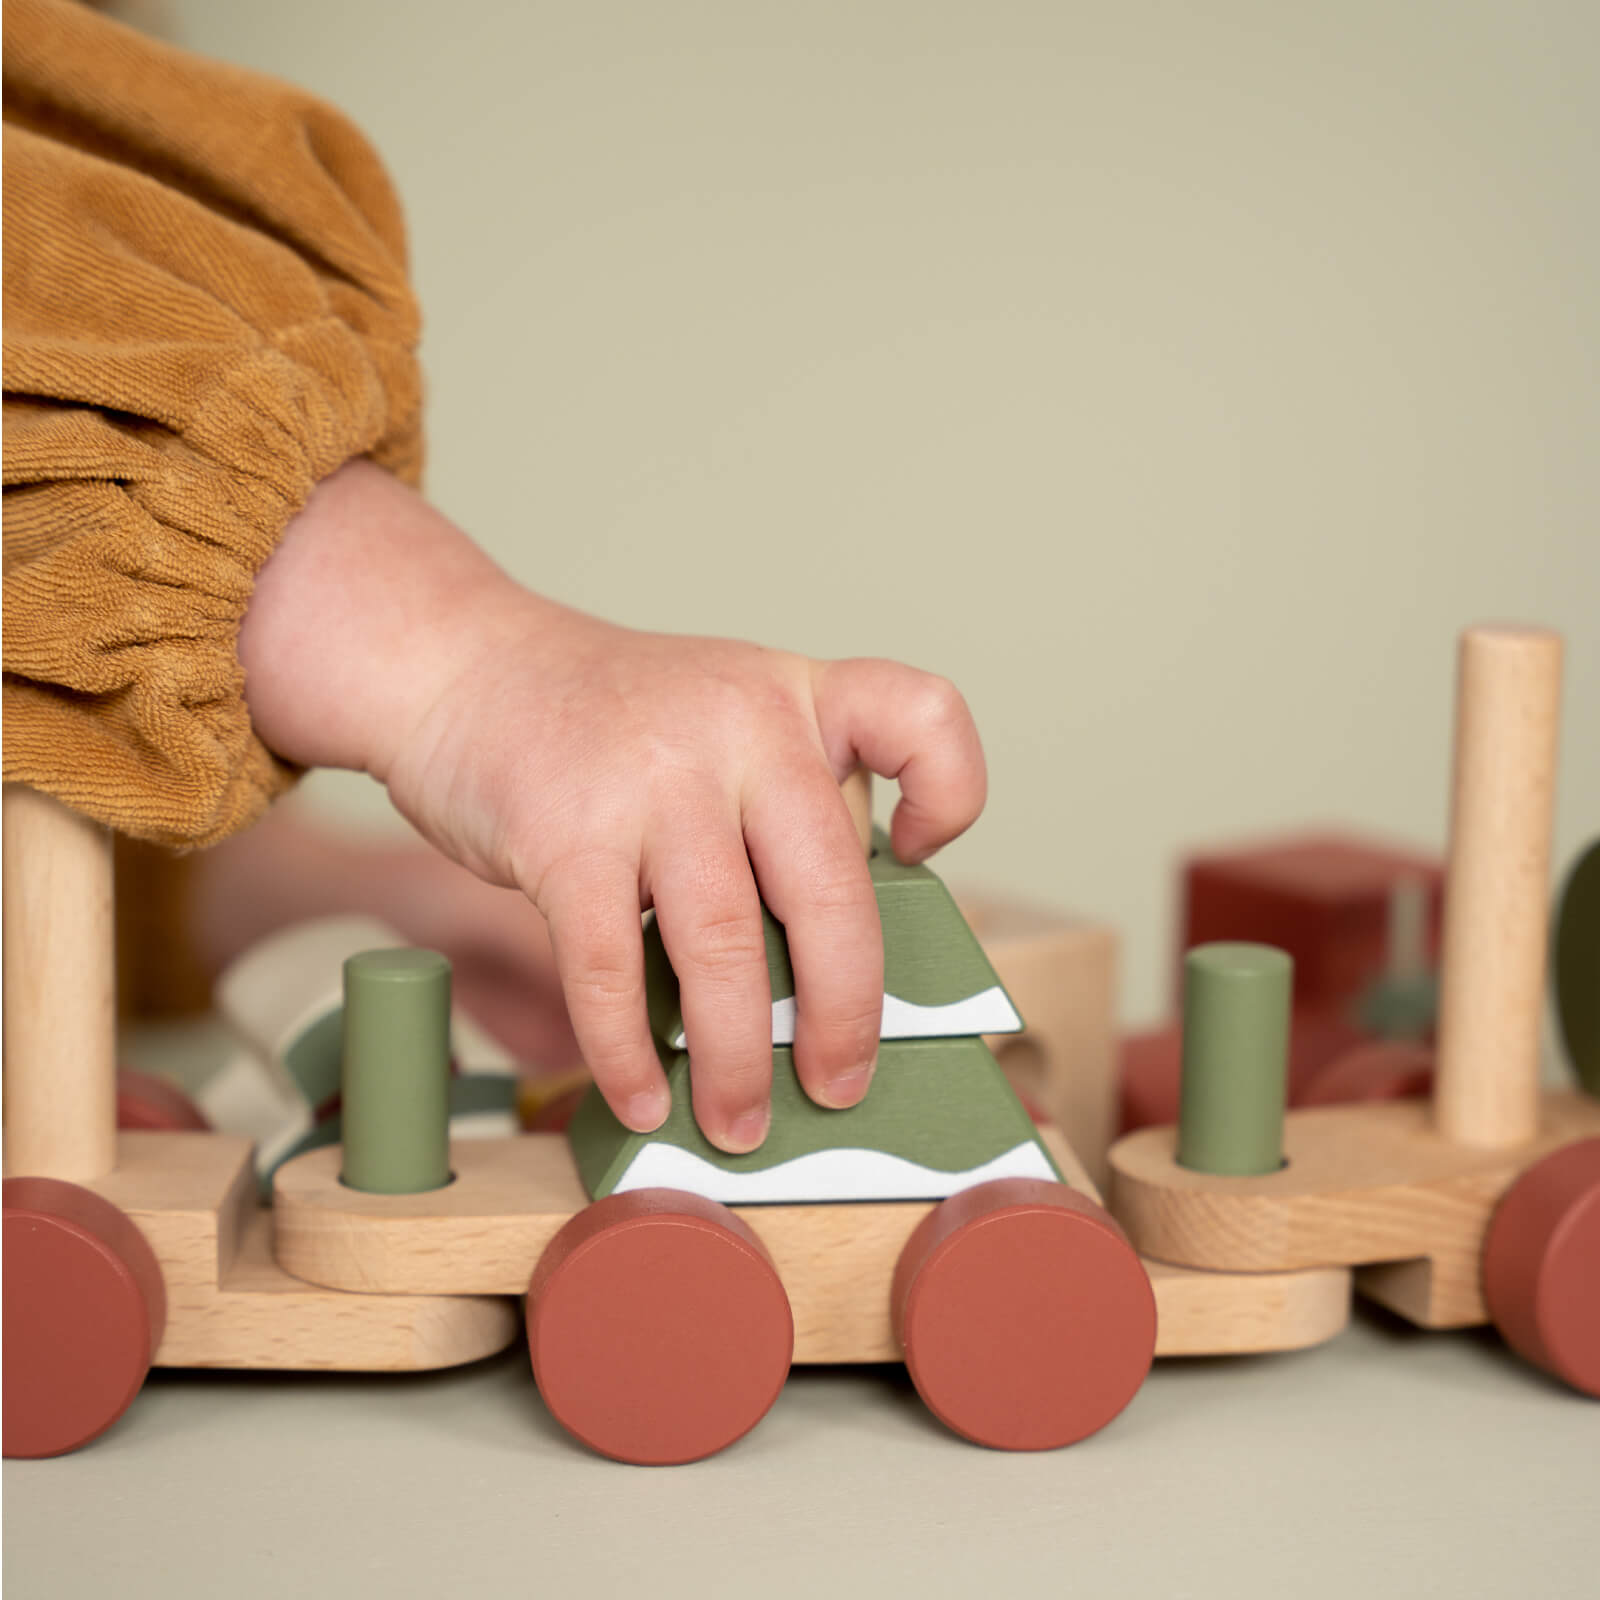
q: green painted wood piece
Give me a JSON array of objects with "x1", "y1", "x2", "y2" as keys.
[
  {"x1": 1356, "y1": 972, "x2": 1438, "y2": 1041},
  {"x1": 258, "y1": 1115, "x2": 343, "y2": 1202},
  {"x1": 642, "y1": 831, "x2": 1021, "y2": 1048},
  {"x1": 1177, "y1": 942, "x2": 1292, "y2": 1177},
  {"x1": 568, "y1": 1035, "x2": 1059, "y2": 1202},
  {"x1": 1554, "y1": 837, "x2": 1600, "y2": 1097},
  {"x1": 283, "y1": 1006, "x2": 343, "y2": 1109},
  {"x1": 445, "y1": 1073, "x2": 521, "y2": 1118},
  {"x1": 340, "y1": 949, "x2": 453, "y2": 1194}
]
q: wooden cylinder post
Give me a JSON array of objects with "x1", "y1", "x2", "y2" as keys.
[
  {"x1": 1434, "y1": 626, "x2": 1563, "y2": 1148},
  {"x1": 3, "y1": 786, "x2": 118, "y2": 1180}
]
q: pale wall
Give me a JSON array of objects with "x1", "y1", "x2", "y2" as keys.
[{"x1": 171, "y1": 1, "x2": 1599, "y2": 1025}]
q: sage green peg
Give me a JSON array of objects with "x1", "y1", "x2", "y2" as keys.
[
  {"x1": 340, "y1": 948, "x2": 452, "y2": 1194},
  {"x1": 1177, "y1": 942, "x2": 1292, "y2": 1177}
]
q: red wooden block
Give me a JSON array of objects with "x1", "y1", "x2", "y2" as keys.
[
  {"x1": 115, "y1": 1068, "x2": 211, "y2": 1132},
  {"x1": 3, "y1": 1177, "x2": 167, "y2": 1458},
  {"x1": 526, "y1": 1189, "x2": 794, "y2": 1464},
  {"x1": 891, "y1": 1178, "x2": 1155, "y2": 1450},
  {"x1": 1482, "y1": 1138, "x2": 1600, "y2": 1398},
  {"x1": 1182, "y1": 833, "x2": 1443, "y2": 1013},
  {"x1": 1299, "y1": 1041, "x2": 1434, "y2": 1108},
  {"x1": 1119, "y1": 1023, "x2": 1183, "y2": 1134}
]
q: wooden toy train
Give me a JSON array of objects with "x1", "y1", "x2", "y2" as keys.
[{"x1": 4, "y1": 624, "x2": 1597, "y2": 1463}]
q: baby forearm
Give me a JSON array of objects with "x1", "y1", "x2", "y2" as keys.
[{"x1": 238, "y1": 458, "x2": 536, "y2": 782}]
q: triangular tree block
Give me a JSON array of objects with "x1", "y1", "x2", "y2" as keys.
[
  {"x1": 643, "y1": 833, "x2": 1023, "y2": 1049},
  {"x1": 569, "y1": 1036, "x2": 1059, "y2": 1204}
]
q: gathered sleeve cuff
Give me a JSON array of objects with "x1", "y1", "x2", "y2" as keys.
[{"x1": 3, "y1": 0, "x2": 424, "y2": 846}]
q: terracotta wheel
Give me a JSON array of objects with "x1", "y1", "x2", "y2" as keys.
[
  {"x1": 1298, "y1": 1041, "x2": 1434, "y2": 1108},
  {"x1": 116, "y1": 1068, "x2": 212, "y2": 1132},
  {"x1": 1482, "y1": 1137, "x2": 1600, "y2": 1397},
  {"x1": 526, "y1": 1189, "x2": 794, "y2": 1465},
  {"x1": 893, "y1": 1178, "x2": 1156, "y2": 1451},
  {"x1": 4, "y1": 1177, "x2": 167, "y2": 1458}
]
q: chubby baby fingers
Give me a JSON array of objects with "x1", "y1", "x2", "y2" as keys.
[
  {"x1": 743, "y1": 760, "x2": 882, "y2": 1113},
  {"x1": 538, "y1": 852, "x2": 667, "y2": 1133},
  {"x1": 648, "y1": 816, "x2": 775, "y2": 1155},
  {"x1": 811, "y1": 659, "x2": 986, "y2": 865}
]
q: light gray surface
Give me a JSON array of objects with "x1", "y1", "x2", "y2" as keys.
[{"x1": 5, "y1": 1311, "x2": 1596, "y2": 1599}]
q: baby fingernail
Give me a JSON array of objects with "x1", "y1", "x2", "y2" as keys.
[
  {"x1": 726, "y1": 1104, "x2": 770, "y2": 1152},
  {"x1": 626, "y1": 1088, "x2": 669, "y2": 1130},
  {"x1": 820, "y1": 1056, "x2": 877, "y2": 1109}
]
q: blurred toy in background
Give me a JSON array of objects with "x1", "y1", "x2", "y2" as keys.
[{"x1": 1120, "y1": 831, "x2": 1446, "y2": 1132}]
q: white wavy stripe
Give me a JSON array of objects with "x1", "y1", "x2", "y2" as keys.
[
  {"x1": 670, "y1": 984, "x2": 1023, "y2": 1050},
  {"x1": 611, "y1": 1137, "x2": 1056, "y2": 1204}
]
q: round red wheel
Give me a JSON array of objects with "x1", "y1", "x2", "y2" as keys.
[
  {"x1": 3, "y1": 1177, "x2": 167, "y2": 1458},
  {"x1": 1482, "y1": 1137, "x2": 1600, "y2": 1397},
  {"x1": 526, "y1": 1189, "x2": 794, "y2": 1464},
  {"x1": 893, "y1": 1178, "x2": 1156, "y2": 1451},
  {"x1": 1298, "y1": 1041, "x2": 1434, "y2": 1108},
  {"x1": 116, "y1": 1068, "x2": 211, "y2": 1132}
]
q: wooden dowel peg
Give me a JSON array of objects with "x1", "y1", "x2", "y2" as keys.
[
  {"x1": 3, "y1": 786, "x2": 117, "y2": 1181},
  {"x1": 1434, "y1": 626, "x2": 1563, "y2": 1148}
]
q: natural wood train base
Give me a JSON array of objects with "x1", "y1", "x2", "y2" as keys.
[
  {"x1": 87, "y1": 1132, "x2": 519, "y2": 1370},
  {"x1": 274, "y1": 1126, "x2": 1352, "y2": 1362},
  {"x1": 1109, "y1": 1090, "x2": 1600, "y2": 1327}
]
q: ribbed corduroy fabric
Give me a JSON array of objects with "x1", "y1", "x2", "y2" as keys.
[{"x1": 3, "y1": 0, "x2": 425, "y2": 848}]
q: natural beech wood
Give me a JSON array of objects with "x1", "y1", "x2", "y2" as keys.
[
  {"x1": 1144, "y1": 1260, "x2": 1350, "y2": 1356},
  {"x1": 841, "y1": 764, "x2": 873, "y2": 855},
  {"x1": 275, "y1": 1124, "x2": 1350, "y2": 1362},
  {"x1": 86, "y1": 1133, "x2": 518, "y2": 1370},
  {"x1": 1434, "y1": 626, "x2": 1563, "y2": 1147},
  {"x1": 1109, "y1": 1091, "x2": 1600, "y2": 1328},
  {"x1": 3, "y1": 786, "x2": 116, "y2": 1181},
  {"x1": 959, "y1": 895, "x2": 1119, "y2": 1186}
]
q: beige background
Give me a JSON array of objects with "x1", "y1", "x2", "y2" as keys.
[
  {"x1": 173, "y1": 0, "x2": 1598, "y2": 1026},
  {"x1": 6, "y1": 13, "x2": 1598, "y2": 1586}
]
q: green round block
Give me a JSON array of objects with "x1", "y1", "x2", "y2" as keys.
[
  {"x1": 340, "y1": 948, "x2": 453, "y2": 1195},
  {"x1": 1177, "y1": 942, "x2": 1292, "y2": 1177},
  {"x1": 1554, "y1": 838, "x2": 1600, "y2": 1097}
]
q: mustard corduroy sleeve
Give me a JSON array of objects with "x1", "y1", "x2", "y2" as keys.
[{"x1": 3, "y1": 0, "x2": 424, "y2": 847}]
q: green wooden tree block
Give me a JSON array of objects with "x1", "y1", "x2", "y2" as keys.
[
  {"x1": 643, "y1": 833, "x2": 1023, "y2": 1050},
  {"x1": 568, "y1": 1035, "x2": 1059, "y2": 1204}
]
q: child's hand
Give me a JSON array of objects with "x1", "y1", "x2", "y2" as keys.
[{"x1": 239, "y1": 462, "x2": 986, "y2": 1151}]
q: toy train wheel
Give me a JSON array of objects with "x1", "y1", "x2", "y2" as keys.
[
  {"x1": 526, "y1": 1189, "x2": 794, "y2": 1464},
  {"x1": 892, "y1": 1178, "x2": 1156, "y2": 1450},
  {"x1": 3, "y1": 1177, "x2": 167, "y2": 1458},
  {"x1": 1482, "y1": 1137, "x2": 1600, "y2": 1397}
]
